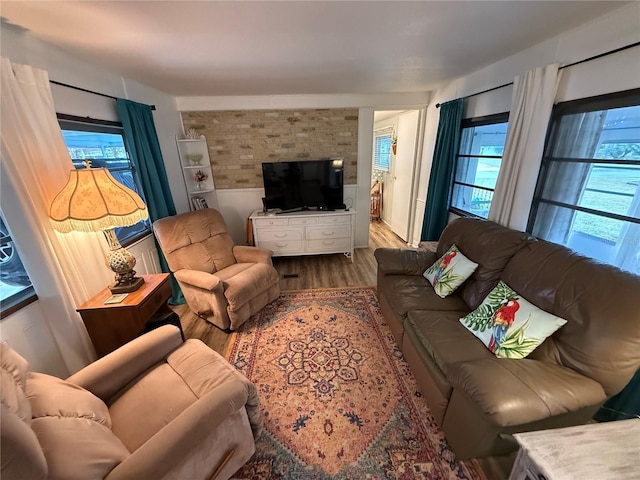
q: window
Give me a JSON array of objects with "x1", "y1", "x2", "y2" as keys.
[
  {"x1": 58, "y1": 115, "x2": 150, "y2": 245},
  {"x1": 0, "y1": 212, "x2": 37, "y2": 318},
  {"x1": 528, "y1": 89, "x2": 640, "y2": 275},
  {"x1": 373, "y1": 126, "x2": 393, "y2": 172},
  {"x1": 450, "y1": 113, "x2": 509, "y2": 218}
]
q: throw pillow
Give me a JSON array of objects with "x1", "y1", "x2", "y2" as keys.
[
  {"x1": 423, "y1": 244, "x2": 478, "y2": 298},
  {"x1": 460, "y1": 281, "x2": 567, "y2": 359}
]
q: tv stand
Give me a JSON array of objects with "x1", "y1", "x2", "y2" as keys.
[{"x1": 250, "y1": 209, "x2": 356, "y2": 262}]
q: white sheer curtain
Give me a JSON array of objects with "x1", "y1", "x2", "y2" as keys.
[
  {"x1": 531, "y1": 111, "x2": 606, "y2": 243},
  {"x1": 489, "y1": 63, "x2": 561, "y2": 229},
  {"x1": 1, "y1": 58, "x2": 112, "y2": 373}
]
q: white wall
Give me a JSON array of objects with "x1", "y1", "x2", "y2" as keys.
[
  {"x1": 0, "y1": 26, "x2": 184, "y2": 375},
  {"x1": 411, "y1": 3, "x2": 640, "y2": 246}
]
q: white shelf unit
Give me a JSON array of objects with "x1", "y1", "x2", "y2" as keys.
[
  {"x1": 250, "y1": 209, "x2": 356, "y2": 262},
  {"x1": 175, "y1": 135, "x2": 219, "y2": 211}
]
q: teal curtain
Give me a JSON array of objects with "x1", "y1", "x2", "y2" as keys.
[
  {"x1": 594, "y1": 369, "x2": 640, "y2": 422},
  {"x1": 421, "y1": 99, "x2": 464, "y2": 241},
  {"x1": 116, "y1": 99, "x2": 185, "y2": 305}
]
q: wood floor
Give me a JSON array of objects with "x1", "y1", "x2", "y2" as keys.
[{"x1": 171, "y1": 220, "x2": 408, "y2": 354}]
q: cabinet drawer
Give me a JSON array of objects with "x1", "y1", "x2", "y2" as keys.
[
  {"x1": 318, "y1": 215, "x2": 351, "y2": 225},
  {"x1": 258, "y1": 229, "x2": 303, "y2": 241},
  {"x1": 288, "y1": 217, "x2": 318, "y2": 226},
  {"x1": 307, "y1": 238, "x2": 351, "y2": 253},
  {"x1": 253, "y1": 217, "x2": 288, "y2": 227},
  {"x1": 306, "y1": 224, "x2": 350, "y2": 240},
  {"x1": 260, "y1": 240, "x2": 304, "y2": 254},
  {"x1": 138, "y1": 280, "x2": 172, "y2": 322}
]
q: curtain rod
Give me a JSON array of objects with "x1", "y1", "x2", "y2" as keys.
[
  {"x1": 49, "y1": 80, "x2": 156, "y2": 111},
  {"x1": 435, "y1": 40, "x2": 640, "y2": 108}
]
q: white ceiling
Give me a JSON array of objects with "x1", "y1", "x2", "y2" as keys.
[{"x1": 1, "y1": 1, "x2": 629, "y2": 97}]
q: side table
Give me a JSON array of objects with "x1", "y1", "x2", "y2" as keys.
[
  {"x1": 77, "y1": 273, "x2": 177, "y2": 357},
  {"x1": 509, "y1": 419, "x2": 640, "y2": 480}
]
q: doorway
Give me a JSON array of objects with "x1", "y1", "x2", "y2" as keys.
[{"x1": 371, "y1": 109, "x2": 422, "y2": 243}]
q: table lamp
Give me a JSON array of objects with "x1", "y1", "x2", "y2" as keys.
[{"x1": 49, "y1": 163, "x2": 149, "y2": 293}]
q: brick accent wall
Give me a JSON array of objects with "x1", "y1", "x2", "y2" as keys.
[{"x1": 180, "y1": 108, "x2": 358, "y2": 189}]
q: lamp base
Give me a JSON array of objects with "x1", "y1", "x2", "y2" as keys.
[{"x1": 109, "y1": 276, "x2": 145, "y2": 294}]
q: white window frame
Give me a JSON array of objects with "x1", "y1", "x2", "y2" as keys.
[{"x1": 373, "y1": 126, "x2": 393, "y2": 172}]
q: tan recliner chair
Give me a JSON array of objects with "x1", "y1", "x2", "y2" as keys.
[
  {"x1": 1, "y1": 326, "x2": 262, "y2": 480},
  {"x1": 153, "y1": 208, "x2": 280, "y2": 330}
]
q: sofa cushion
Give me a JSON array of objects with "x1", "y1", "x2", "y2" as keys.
[
  {"x1": 223, "y1": 263, "x2": 279, "y2": 313},
  {"x1": 26, "y1": 372, "x2": 129, "y2": 480},
  {"x1": 405, "y1": 310, "x2": 487, "y2": 376},
  {"x1": 460, "y1": 281, "x2": 567, "y2": 359},
  {"x1": 424, "y1": 244, "x2": 478, "y2": 298},
  {"x1": 108, "y1": 363, "x2": 198, "y2": 452},
  {"x1": 436, "y1": 218, "x2": 531, "y2": 309},
  {"x1": 502, "y1": 239, "x2": 640, "y2": 396},
  {"x1": 378, "y1": 274, "x2": 470, "y2": 321},
  {"x1": 446, "y1": 358, "x2": 607, "y2": 427},
  {"x1": 109, "y1": 339, "x2": 263, "y2": 453}
]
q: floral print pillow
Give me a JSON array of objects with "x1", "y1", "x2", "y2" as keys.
[
  {"x1": 423, "y1": 244, "x2": 478, "y2": 298},
  {"x1": 460, "y1": 281, "x2": 567, "y2": 359}
]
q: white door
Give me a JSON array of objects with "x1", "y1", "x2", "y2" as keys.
[{"x1": 388, "y1": 110, "x2": 419, "y2": 241}]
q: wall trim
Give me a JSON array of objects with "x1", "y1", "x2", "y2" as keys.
[{"x1": 176, "y1": 92, "x2": 431, "y2": 111}]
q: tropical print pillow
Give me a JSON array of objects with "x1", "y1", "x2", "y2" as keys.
[
  {"x1": 423, "y1": 244, "x2": 478, "y2": 298},
  {"x1": 460, "y1": 281, "x2": 567, "y2": 359}
]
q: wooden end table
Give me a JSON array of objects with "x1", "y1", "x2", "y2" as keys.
[{"x1": 77, "y1": 273, "x2": 175, "y2": 357}]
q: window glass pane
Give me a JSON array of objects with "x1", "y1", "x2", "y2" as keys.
[
  {"x1": 454, "y1": 157, "x2": 502, "y2": 189},
  {"x1": 450, "y1": 183, "x2": 494, "y2": 219},
  {"x1": 374, "y1": 134, "x2": 391, "y2": 171},
  {"x1": 580, "y1": 165, "x2": 640, "y2": 217},
  {"x1": 0, "y1": 214, "x2": 35, "y2": 307},
  {"x1": 62, "y1": 130, "x2": 129, "y2": 167},
  {"x1": 551, "y1": 105, "x2": 640, "y2": 160},
  {"x1": 459, "y1": 122, "x2": 508, "y2": 156},
  {"x1": 59, "y1": 123, "x2": 150, "y2": 245},
  {"x1": 541, "y1": 162, "x2": 640, "y2": 217},
  {"x1": 531, "y1": 203, "x2": 640, "y2": 275}
]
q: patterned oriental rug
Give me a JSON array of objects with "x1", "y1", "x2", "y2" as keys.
[{"x1": 226, "y1": 287, "x2": 486, "y2": 480}]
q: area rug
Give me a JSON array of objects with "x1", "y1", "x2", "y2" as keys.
[{"x1": 226, "y1": 287, "x2": 486, "y2": 480}]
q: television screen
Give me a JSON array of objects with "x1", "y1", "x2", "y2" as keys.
[{"x1": 262, "y1": 159, "x2": 344, "y2": 212}]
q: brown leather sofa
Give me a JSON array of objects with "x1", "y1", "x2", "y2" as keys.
[{"x1": 375, "y1": 218, "x2": 640, "y2": 459}]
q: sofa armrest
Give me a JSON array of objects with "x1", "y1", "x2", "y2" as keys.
[
  {"x1": 374, "y1": 248, "x2": 438, "y2": 276},
  {"x1": 67, "y1": 326, "x2": 183, "y2": 401},
  {"x1": 233, "y1": 245, "x2": 273, "y2": 264},
  {"x1": 174, "y1": 269, "x2": 222, "y2": 291},
  {"x1": 104, "y1": 380, "x2": 249, "y2": 480}
]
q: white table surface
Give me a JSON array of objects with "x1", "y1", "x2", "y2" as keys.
[{"x1": 511, "y1": 419, "x2": 640, "y2": 480}]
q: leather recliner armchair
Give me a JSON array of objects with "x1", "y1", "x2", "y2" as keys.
[
  {"x1": 0, "y1": 325, "x2": 262, "y2": 480},
  {"x1": 153, "y1": 208, "x2": 280, "y2": 331}
]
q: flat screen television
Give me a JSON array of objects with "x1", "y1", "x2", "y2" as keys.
[{"x1": 261, "y1": 159, "x2": 345, "y2": 212}]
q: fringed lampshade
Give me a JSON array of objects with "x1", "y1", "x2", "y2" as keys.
[{"x1": 50, "y1": 165, "x2": 149, "y2": 293}]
